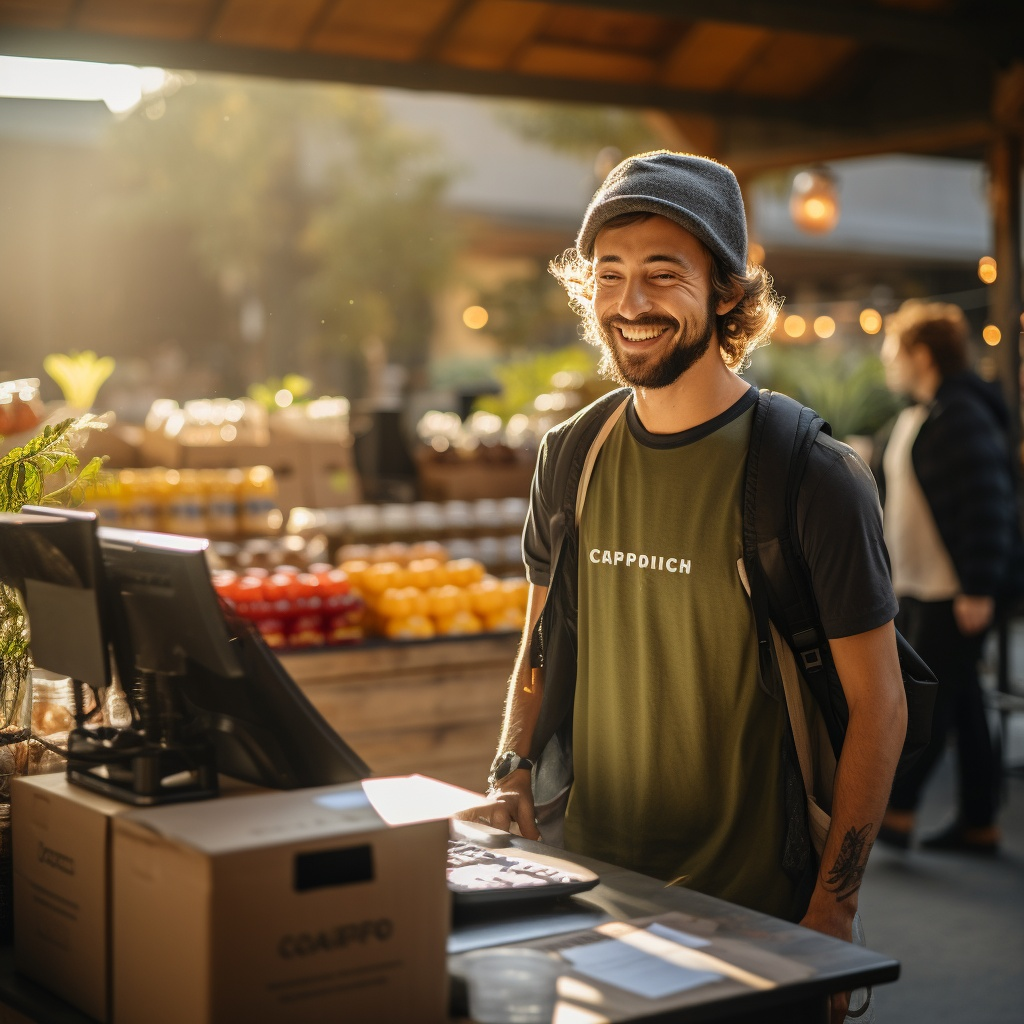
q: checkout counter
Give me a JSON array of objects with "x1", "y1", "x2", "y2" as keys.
[
  {"x1": 0, "y1": 512, "x2": 899, "y2": 1022},
  {"x1": 1, "y1": 798, "x2": 897, "y2": 1024}
]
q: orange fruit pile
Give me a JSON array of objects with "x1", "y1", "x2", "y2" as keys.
[{"x1": 339, "y1": 553, "x2": 528, "y2": 642}]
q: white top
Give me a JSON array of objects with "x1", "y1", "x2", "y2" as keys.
[{"x1": 883, "y1": 404, "x2": 960, "y2": 601}]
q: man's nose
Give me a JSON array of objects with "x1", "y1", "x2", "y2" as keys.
[{"x1": 616, "y1": 275, "x2": 654, "y2": 319}]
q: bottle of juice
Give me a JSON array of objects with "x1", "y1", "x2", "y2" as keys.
[
  {"x1": 164, "y1": 469, "x2": 206, "y2": 536},
  {"x1": 204, "y1": 468, "x2": 242, "y2": 538},
  {"x1": 239, "y1": 465, "x2": 280, "y2": 535},
  {"x1": 130, "y1": 469, "x2": 162, "y2": 532}
]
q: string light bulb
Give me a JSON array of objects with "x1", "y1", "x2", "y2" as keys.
[
  {"x1": 813, "y1": 316, "x2": 836, "y2": 339},
  {"x1": 983, "y1": 324, "x2": 1001, "y2": 346},
  {"x1": 978, "y1": 257, "x2": 997, "y2": 284},
  {"x1": 859, "y1": 308, "x2": 883, "y2": 335},
  {"x1": 784, "y1": 315, "x2": 807, "y2": 339}
]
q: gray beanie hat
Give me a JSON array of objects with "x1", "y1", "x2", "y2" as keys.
[{"x1": 576, "y1": 150, "x2": 748, "y2": 276}]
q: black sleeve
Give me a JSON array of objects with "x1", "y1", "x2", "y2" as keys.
[
  {"x1": 522, "y1": 429, "x2": 559, "y2": 586},
  {"x1": 797, "y1": 434, "x2": 899, "y2": 639}
]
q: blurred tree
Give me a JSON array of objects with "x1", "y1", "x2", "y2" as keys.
[
  {"x1": 102, "y1": 75, "x2": 457, "y2": 396},
  {"x1": 493, "y1": 101, "x2": 663, "y2": 165},
  {"x1": 747, "y1": 343, "x2": 902, "y2": 439},
  {"x1": 472, "y1": 261, "x2": 581, "y2": 354}
]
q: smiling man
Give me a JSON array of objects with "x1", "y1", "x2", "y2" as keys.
[{"x1": 473, "y1": 152, "x2": 905, "y2": 1024}]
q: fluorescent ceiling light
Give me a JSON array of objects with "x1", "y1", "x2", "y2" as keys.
[{"x1": 0, "y1": 55, "x2": 167, "y2": 114}]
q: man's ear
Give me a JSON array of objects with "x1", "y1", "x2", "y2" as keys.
[{"x1": 715, "y1": 282, "x2": 744, "y2": 317}]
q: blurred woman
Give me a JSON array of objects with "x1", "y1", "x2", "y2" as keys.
[{"x1": 876, "y1": 300, "x2": 1017, "y2": 853}]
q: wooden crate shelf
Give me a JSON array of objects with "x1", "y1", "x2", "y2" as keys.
[{"x1": 278, "y1": 634, "x2": 519, "y2": 792}]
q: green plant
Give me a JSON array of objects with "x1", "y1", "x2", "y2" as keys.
[
  {"x1": 473, "y1": 345, "x2": 606, "y2": 423},
  {"x1": 247, "y1": 374, "x2": 313, "y2": 412},
  {"x1": 747, "y1": 344, "x2": 901, "y2": 439},
  {"x1": 0, "y1": 416, "x2": 107, "y2": 710}
]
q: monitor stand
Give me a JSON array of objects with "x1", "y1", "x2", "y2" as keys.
[{"x1": 65, "y1": 673, "x2": 219, "y2": 806}]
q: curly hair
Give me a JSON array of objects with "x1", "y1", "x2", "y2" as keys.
[
  {"x1": 549, "y1": 213, "x2": 780, "y2": 371},
  {"x1": 885, "y1": 299, "x2": 970, "y2": 378}
]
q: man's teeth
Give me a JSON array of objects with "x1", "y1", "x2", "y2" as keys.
[{"x1": 619, "y1": 325, "x2": 666, "y2": 341}]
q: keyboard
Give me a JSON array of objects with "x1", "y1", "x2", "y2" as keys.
[{"x1": 446, "y1": 839, "x2": 600, "y2": 905}]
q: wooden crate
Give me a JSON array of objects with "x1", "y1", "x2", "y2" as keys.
[{"x1": 278, "y1": 634, "x2": 519, "y2": 792}]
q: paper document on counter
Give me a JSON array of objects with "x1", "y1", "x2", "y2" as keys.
[{"x1": 561, "y1": 924, "x2": 724, "y2": 999}]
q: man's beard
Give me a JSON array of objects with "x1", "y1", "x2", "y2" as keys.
[{"x1": 597, "y1": 296, "x2": 717, "y2": 389}]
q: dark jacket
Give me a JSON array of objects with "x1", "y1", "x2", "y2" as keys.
[{"x1": 876, "y1": 373, "x2": 1018, "y2": 598}]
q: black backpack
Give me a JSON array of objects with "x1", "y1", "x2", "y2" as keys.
[
  {"x1": 533, "y1": 387, "x2": 936, "y2": 778},
  {"x1": 743, "y1": 391, "x2": 936, "y2": 777}
]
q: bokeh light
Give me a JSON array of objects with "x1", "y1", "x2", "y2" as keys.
[
  {"x1": 978, "y1": 257, "x2": 997, "y2": 284},
  {"x1": 784, "y1": 315, "x2": 806, "y2": 338},
  {"x1": 859, "y1": 308, "x2": 883, "y2": 335},
  {"x1": 983, "y1": 324, "x2": 1001, "y2": 346},
  {"x1": 813, "y1": 316, "x2": 836, "y2": 339},
  {"x1": 462, "y1": 305, "x2": 489, "y2": 329}
]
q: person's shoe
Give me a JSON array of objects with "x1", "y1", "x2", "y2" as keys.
[
  {"x1": 876, "y1": 809, "x2": 914, "y2": 850},
  {"x1": 919, "y1": 821, "x2": 1000, "y2": 855}
]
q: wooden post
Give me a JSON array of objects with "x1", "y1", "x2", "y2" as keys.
[
  {"x1": 989, "y1": 63, "x2": 1024, "y2": 449},
  {"x1": 989, "y1": 131, "x2": 1023, "y2": 450}
]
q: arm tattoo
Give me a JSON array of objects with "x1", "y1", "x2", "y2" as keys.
[{"x1": 822, "y1": 824, "x2": 872, "y2": 902}]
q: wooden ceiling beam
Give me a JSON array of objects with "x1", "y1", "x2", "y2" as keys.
[
  {"x1": 416, "y1": 0, "x2": 477, "y2": 62},
  {"x1": 724, "y1": 119, "x2": 995, "y2": 176},
  {"x1": 539, "y1": 0, "x2": 996, "y2": 55},
  {"x1": 0, "y1": 26, "x2": 815, "y2": 121}
]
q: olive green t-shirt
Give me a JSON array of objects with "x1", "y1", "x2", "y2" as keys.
[{"x1": 563, "y1": 392, "x2": 795, "y2": 919}]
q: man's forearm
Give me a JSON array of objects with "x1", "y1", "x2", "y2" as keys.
[
  {"x1": 807, "y1": 623, "x2": 907, "y2": 931},
  {"x1": 810, "y1": 701, "x2": 905, "y2": 920},
  {"x1": 495, "y1": 583, "x2": 548, "y2": 763}
]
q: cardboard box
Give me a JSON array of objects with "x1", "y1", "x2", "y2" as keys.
[
  {"x1": 12, "y1": 774, "x2": 136, "y2": 1023},
  {"x1": 11, "y1": 774, "x2": 268, "y2": 1023},
  {"x1": 112, "y1": 782, "x2": 450, "y2": 1024},
  {"x1": 139, "y1": 430, "x2": 275, "y2": 473},
  {"x1": 304, "y1": 440, "x2": 361, "y2": 509}
]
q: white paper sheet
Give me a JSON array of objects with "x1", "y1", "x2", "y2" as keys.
[{"x1": 561, "y1": 926, "x2": 723, "y2": 999}]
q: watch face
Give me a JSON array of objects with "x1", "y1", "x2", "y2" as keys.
[{"x1": 493, "y1": 752, "x2": 516, "y2": 780}]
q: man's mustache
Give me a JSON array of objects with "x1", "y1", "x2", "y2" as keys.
[{"x1": 603, "y1": 314, "x2": 680, "y2": 331}]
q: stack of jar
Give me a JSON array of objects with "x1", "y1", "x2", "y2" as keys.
[
  {"x1": 211, "y1": 564, "x2": 365, "y2": 649},
  {"x1": 286, "y1": 497, "x2": 529, "y2": 577},
  {"x1": 82, "y1": 466, "x2": 281, "y2": 537},
  {"x1": 338, "y1": 544, "x2": 528, "y2": 641}
]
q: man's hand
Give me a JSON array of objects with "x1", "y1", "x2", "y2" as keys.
[
  {"x1": 799, "y1": 897, "x2": 855, "y2": 1024},
  {"x1": 953, "y1": 594, "x2": 995, "y2": 636},
  {"x1": 454, "y1": 772, "x2": 540, "y2": 840}
]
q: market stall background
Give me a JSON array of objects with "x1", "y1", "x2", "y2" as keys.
[
  {"x1": 0, "y1": 3, "x2": 1023, "y2": 1022},
  {"x1": 1, "y1": 0, "x2": 1021, "y2": 411}
]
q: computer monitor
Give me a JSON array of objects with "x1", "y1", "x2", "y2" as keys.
[
  {"x1": 18, "y1": 508, "x2": 370, "y2": 804},
  {"x1": 0, "y1": 510, "x2": 109, "y2": 694}
]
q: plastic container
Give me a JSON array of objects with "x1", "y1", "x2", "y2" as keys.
[{"x1": 461, "y1": 947, "x2": 561, "y2": 1024}]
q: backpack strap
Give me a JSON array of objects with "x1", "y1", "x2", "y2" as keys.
[
  {"x1": 743, "y1": 390, "x2": 830, "y2": 700},
  {"x1": 575, "y1": 396, "x2": 630, "y2": 525}
]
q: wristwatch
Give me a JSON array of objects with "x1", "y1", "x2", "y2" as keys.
[{"x1": 487, "y1": 750, "x2": 534, "y2": 789}]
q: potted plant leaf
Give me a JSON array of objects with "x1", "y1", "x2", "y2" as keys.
[{"x1": 0, "y1": 412, "x2": 105, "y2": 939}]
